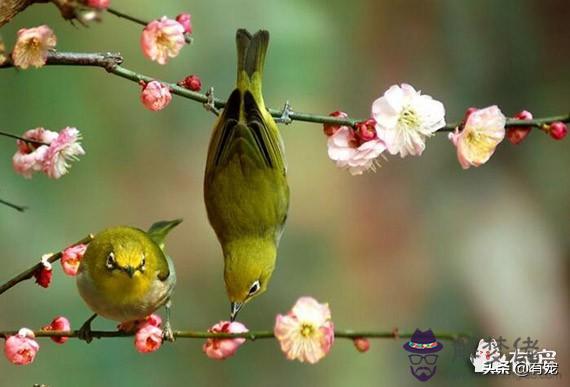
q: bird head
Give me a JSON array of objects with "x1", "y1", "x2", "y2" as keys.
[
  {"x1": 80, "y1": 227, "x2": 164, "y2": 288},
  {"x1": 223, "y1": 238, "x2": 277, "y2": 321}
]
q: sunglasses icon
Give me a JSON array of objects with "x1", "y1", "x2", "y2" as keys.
[{"x1": 408, "y1": 354, "x2": 439, "y2": 365}]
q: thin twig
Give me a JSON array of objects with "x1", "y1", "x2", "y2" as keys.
[
  {"x1": 0, "y1": 234, "x2": 94, "y2": 296},
  {"x1": 0, "y1": 130, "x2": 48, "y2": 146},
  {"x1": 1, "y1": 52, "x2": 567, "y2": 131},
  {"x1": 0, "y1": 328, "x2": 470, "y2": 341},
  {"x1": 106, "y1": 7, "x2": 193, "y2": 44},
  {"x1": 0, "y1": 198, "x2": 27, "y2": 212}
]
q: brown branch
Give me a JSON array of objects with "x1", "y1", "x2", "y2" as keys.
[{"x1": 0, "y1": 234, "x2": 94, "y2": 296}]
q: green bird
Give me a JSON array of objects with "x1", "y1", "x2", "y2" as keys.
[
  {"x1": 204, "y1": 29, "x2": 290, "y2": 321},
  {"x1": 76, "y1": 219, "x2": 181, "y2": 342}
]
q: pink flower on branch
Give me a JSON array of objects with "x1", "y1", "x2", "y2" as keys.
[
  {"x1": 42, "y1": 127, "x2": 85, "y2": 179},
  {"x1": 448, "y1": 106, "x2": 506, "y2": 169},
  {"x1": 42, "y1": 316, "x2": 71, "y2": 344},
  {"x1": 203, "y1": 321, "x2": 248, "y2": 360},
  {"x1": 176, "y1": 13, "x2": 192, "y2": 34},
  {"x1": 179, "y1": 74, "x2": 202, "y2": 91},
  {"x1": 141, "y1": 81, "x2": 172, "y2": 111},
  {"x1": 4, "y1": 328, "x2": 40, "y2": 365},
  {"x1": 327, "y1": 126, "x2": 385, "y2": 175},
  {"x1": 353, "y1": 337, "x2": 370, "y2": 353},
  {"x1": 141, "y1": 17, "x2": 186, "y2": 65},
  {"x1": 134, "y1": 323, "x2": 163, "y2": 353},
  {"x1": 12, "y1": 25, "x2": 56, "y2": 69},
  {"x1": 12, "y1": 128, "x2": 57, "y2": 179},
  {"x1": 86, "y1": 0, "x2": 110, "y2": 10},
  {"x1": 60, "y1": 244, "x2": 88, "y2": 276},
  {"x1": 274, "y1": 297, "x2": 335, "y2": 364},
  {"x1": 547, "y1": 121, "x2": 567, "y2": 140},
  {"x1": 506, "y1": 110, "x2": 533, "y2": 145}
]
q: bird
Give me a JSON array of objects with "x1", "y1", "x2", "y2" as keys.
[
  {"x1": 76, "y1": 219, "x2": 181, "y2": 342},
  {"x1": 204, "y1": 29, "x2": 290, "y2": 321}
]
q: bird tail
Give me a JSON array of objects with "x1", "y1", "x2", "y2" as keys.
[
  {"x1": 236, "y1": 29, "x2": 269, "y2": 95},
  {"x1": 147, "y1": 219, "x2": 183, "y2": 250}
]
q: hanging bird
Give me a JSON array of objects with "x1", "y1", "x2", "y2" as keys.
[
  {"x1": 76, "y1": 219, "x2": 181, "y2": 342},
  {"x1": 204, "y1": 29, "x2": 290, "y2": 321}
]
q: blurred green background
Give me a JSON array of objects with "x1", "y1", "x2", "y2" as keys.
[{"x1": 0, "y1": 0, "x2": 568, "y2": 386}]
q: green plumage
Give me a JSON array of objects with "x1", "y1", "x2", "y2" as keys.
[{"x1": 204, "y1": 29, "x2": 290, "y2": 317}]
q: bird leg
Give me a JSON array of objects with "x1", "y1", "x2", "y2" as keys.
[
  {"x1": 275, "y1": 100, "x2": 292, "y2": 124},
  {"x1": 77, "y1": 313, "x2": 97, "y2": 343},
  {"x1": 203, "y1": 87, "x2": 221, "y2": 116},
  {"x1": 162, "y1": 299, "x2": 175, "y2": 342}
]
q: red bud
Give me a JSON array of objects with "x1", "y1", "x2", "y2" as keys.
[
  {"x1": 548, "y1": 121, "x2": 567, "y2": 140},
  {"x1": 507, "y1": 110, "x2": 533, "y2": 145}
]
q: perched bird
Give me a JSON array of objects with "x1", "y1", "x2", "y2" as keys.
[
  {"x1": 76, "y1": 219, "x2": 181, "y2": 342},
  {"x1": 204, "y1": 29, "x2": 290, "y2": 321}
]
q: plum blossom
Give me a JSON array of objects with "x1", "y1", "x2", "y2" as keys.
[
  {"x1": 448, "y1": 106, "x2": 506, "y2": 169},
  {"x1": 274, "y1": 297, "x2": 335, "y2": 364},
  {"x1": 506, "y1": 110, "x2": 533, "y2": 145},
  {"x1": 86, "y1": 0, "x2": 110, "y2": 9},
  {"x1": 203, "y1": 321, "x2": 248, "y2": 360},
  {"x1": 60, "y1": 243, "x2": 88, "y2": 276},
  {"x1": 176, "y1": 13, "x2": 192, "y2": 34},
  {"x1": 12, "y1": 128, "x2": 57, "y2": 178},
  {"x1": 4, "y1": 328, "x2": 40, "y2": 365},
  {"x1": 141, "y1": 81, "x2": 172, "y2": 111},
  {"x1": 42, "y1": 127, "x2": 85, "y2": 179},
  {"x1": 353, "y1": 337, "x2": 370, "y2": 353},
  {"x1": 42, "y1": 316, "x2": 71, "y2": 344},
  {"x1": 34, "y1": 254, "x2": 53, "y2": 288},
  {"x1": 327, "y1": 126, "x2": 385, "y2": 175},
  {"x1": 12, "y1": 25, "x2": 56, "y2": 69},
  {"x1": 372, "y1": 83, "x2": 445, "y2": 157},
  {"x1": 179, "y1": 74, "x2": 202, "y2": 91},
  {"x1": 134, "y1": 323, "x2": 163, "y2": 353},
  {"x1": 141, "y1": 17, "x2": 185, "y2": 65},
  {"x1": 548, "y1": 122, "x2": 567, "y2": 140}
]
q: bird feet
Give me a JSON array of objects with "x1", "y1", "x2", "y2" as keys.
[
  {"x1": 162, "y1": 321, "x2": 175, "y2": 342},
  {"x1": 203, "y1": 87, "x2": 221, "y2": 116},
  {"x1": 77, "y1": 314, "x2": 97, "y2": 343},
  {"x1": 275, "y1": 100, "x2": 293, "y2": 124}
]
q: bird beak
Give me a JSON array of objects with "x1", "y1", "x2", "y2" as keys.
[
  {"x1": 125, "y1": 266, "x2": 135, "y2": 278},
  {"x1": 230, "y1": 302, "x2": 243, "y2": 322}
]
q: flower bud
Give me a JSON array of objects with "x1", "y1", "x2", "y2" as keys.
[
  {"x1": 179, "y1": 74, "x2": 202, "y2": 91},
  {"x1": 175, "y1": 13, "x2": 192, "y2": 34},
  {"x1": 42, "y1": 316, "x2": 71, "y2": 344},
  {"x1": 355, "y1": 119, "x2": 377, "y2": 143},
  {"x1": 34, "y1": 266, "x2": 52, "y2": 288},
  {"x1": 324, "y1": 111, "x2": 348, "y2": 137},
  {"x1": 134, "y1": 324, "x2": 163, "y2": 353},
  {"x1": 141, "y1": 81, "x2": 172, "y2": 111},
  {"x1": 4, "y1": 328, "x2": 39, "y2": 365},
  {"x1": 203, "y1": 321, "x2": 248, "y2": 360},
  {"x1": 353, "y1": 337, "x2": 370, "y2": 353},
  {"x1": 506, "y1": 110, "x2": 533, "y2": 145},
  {"x1": 547, "y1": 121, "x2": 567, "y2": 140},
  {"x1": 86, "y1": 0, "x2": 110, "y2": 9},
  {"x1": 61, "y1": 243, "x2": 87, "y2": 276}
]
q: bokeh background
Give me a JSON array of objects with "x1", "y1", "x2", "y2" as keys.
[{"x1": 0, "y1": 0, "x2": 568, "y2": 386}]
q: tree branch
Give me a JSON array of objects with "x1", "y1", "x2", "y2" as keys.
[
  {"x1": 0, "y1": 198, "x2": 27, "y2": 212},
  {"x1": 2, "y1": 52, "x2": 567, "y2": 131},
  {"x1": 0, "y1": 234, "x2": 94, "y2": 296},
  {"x1": 0, "y1": 328, "x2": 470, "y2": 341}
]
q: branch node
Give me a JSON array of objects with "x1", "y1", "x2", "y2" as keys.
[
  {"x1": 203, "y1": 87, "x2": 220, "y2": 116},
  {"x1": 275, "y1": 100, "x2": 293, "y2": 124}
]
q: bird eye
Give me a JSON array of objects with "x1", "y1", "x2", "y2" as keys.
[
  {"x1": 248, "y1": 280, "x2": 260, "y2": 295},
  {"x1": 105, "y1": 252, "x2": 116, "y2": 270}
]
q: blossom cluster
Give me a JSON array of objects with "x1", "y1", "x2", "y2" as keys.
[
  {"x1": 3, "y1": 296, "x2": 348, "y2": 365},
  {"x1": 325, "y1": 84, "x2": 567, "y2": 174},
  {"x1": 12, "y1": 127, "x2": 85, "y2": 179}
]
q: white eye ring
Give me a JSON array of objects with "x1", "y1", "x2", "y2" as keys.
[
  {"x1": 105, "y1": 252, "x2": 115, "y2": 270},
  {"x1": 248, "y1": 280, "x2": 260, "y2": 295},
  {"x1": 140, "y1": 254, "x2": 146, "y2": 272}
]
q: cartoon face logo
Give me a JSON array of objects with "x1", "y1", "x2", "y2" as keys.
[
  {"x1": 403, "y1": 329, "x2": 443, "y2": 382},
  {"x1": 470, "y1": 338, "x2": 508, "y2": 373}
]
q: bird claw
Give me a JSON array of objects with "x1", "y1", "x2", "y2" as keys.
[
  {"x1": 276, "y1": 101, "x2": 293, "y2": 124},
  {"x1": 203, "y1": 87, "x2": 220, "y2": 116},
  {"x1": 162, "y1": 322, "x2": 175, "y2": 342}
]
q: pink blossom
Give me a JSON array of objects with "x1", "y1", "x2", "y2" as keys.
[
  {"x1": 4, "y1": 328, "x2": 40, "y2": 365},
  {"x1": 353, "y1": 337, "x2": 370, "y2": 353},
  {"x1": 60, "y1": 244, "x2": 88, "y2": 276},
  {"x1": 179, "y1": 74, "x2": 202, "y2": 91},
  {"x1": 12, "y1": 25, "x2": 56, "y2": 69},
  {"x1": 203, "y1": 321, "x2": 248, "y2": 360},
  {"x1": 118, "y1": 314, "x2": 162, "y2": 333},
  {"x1": 175, "y1": 13, "x2": 192, "y2": 34},
  {"x1": 355, "y1": 119, "x2": 378, "y2": 142},
  {"x1": 323, "y1": 111, "x2": 348, "y2": 137},
  {"x1": 141, "y1": 81, "x2": 172, "y2": 111},
  {"x1": 448, "y1": 106, "x2": 506, "y2": 169},
  {"x1": 86, "y1": 0, "x2": 110, "y2": 9},
  {"x1": 506, "y1": 110, "x2": 533, "y2": 145},
  {"x1": 141, "y1": 17, "x2": 185, "y2": 65},
  {"x1": 134, "y1": 323, "x2": 163, "y2": 353},
  {"x1": 548, "y1": 122, "x2": 567, "y2": 140},
  {"x1": 42, "y1": 127, "x2": 85, "y2": 179},
  {"x1": 12, "y1": 128, "x2": 57, "y2": 178},
  {"x1": 327, "y1": 126, "x2": 385, "y2": 175},
  {"x1": 274, "y1": 297, "x2": 335, "y2": 364},
  {"x1": 42, "y1": 316, "x2": 71, "y2": 344}
]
